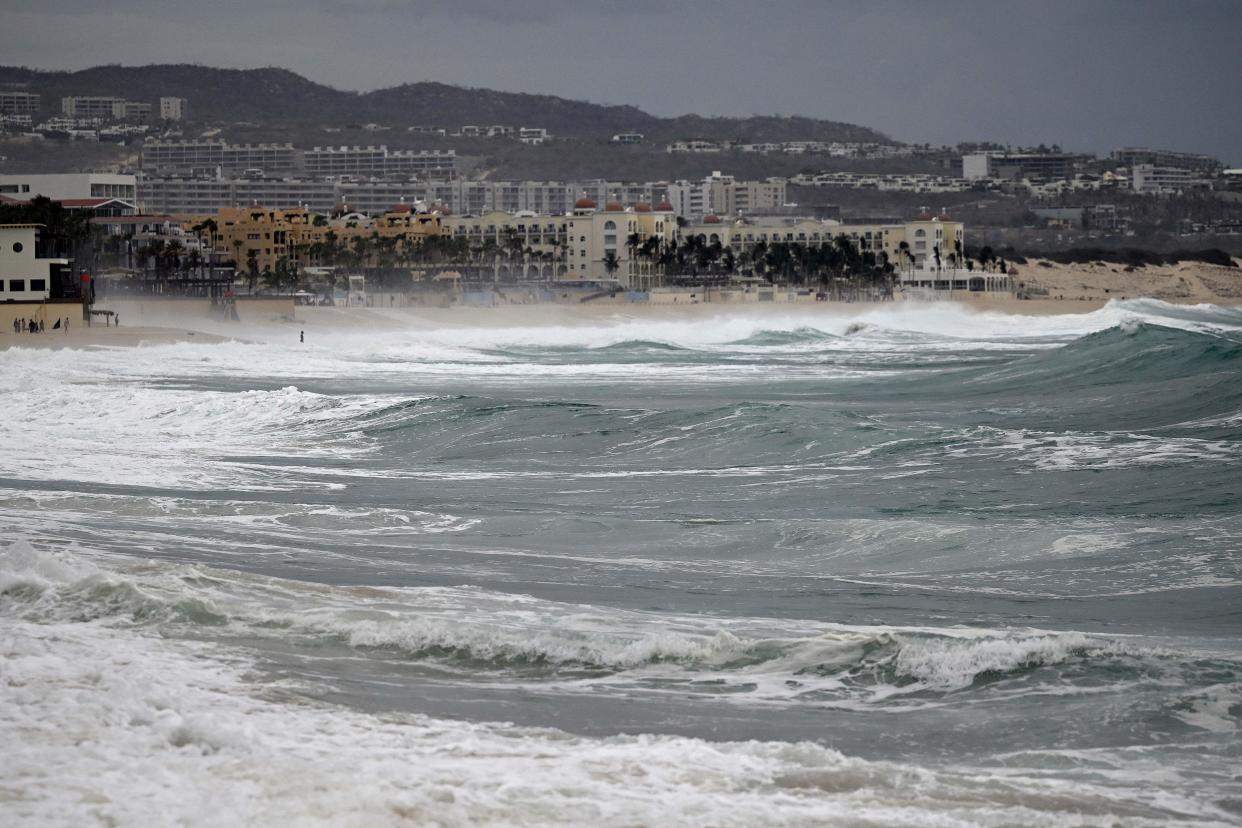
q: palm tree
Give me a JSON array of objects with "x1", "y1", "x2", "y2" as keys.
[
  {"x1": 246, "y1": 250, "x2": 259, "y2": 293},
  {"x1": 602, "y1": 250, "x2": 620, "y2": 282},
  {"x1": 163, "y1": 240, "x2": 185, "y2": 277}
]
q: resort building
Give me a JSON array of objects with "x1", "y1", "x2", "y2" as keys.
[
  {"x1": 114, "y1": 101, "x2": 152, "y2": 120},
  {"x1": 188, "y1": 203, "x2": 446, "y2": 275},
  {"x1": 1131, "y1": 164, "x2": 1212, "y2": 195},
  {"x1": 60, "y1": 96, "x2": 127, "y2": 118},
  {"x1": 0, "y1": 173, "x2": 138, "y2": 202},
  {"x1": 1112, "y1": 147, "x2": 1222, "y2": 172},
  {"x1": 0, "y1": 92, "x2": 40, "y2": 115},
  {"x1": 204, "y1": 206, "x2": 331, "y2": 275},
  {"x1": 666, "y1": 172, "x2": 786, "y2": 220},
  {"x1": 441, "y1": 196, "x2": 678, "y2": 288},
  {"x1": 680, "y1": 210, "x2": 966, "y2": 274},
  {"x1": 301, "y1": 146, "x2": 456, "y2": 178},
  {"x1": 962, "y1": 152, "x2": 1079, "y2": 182},
  {"x1": 159, "y1": 97, "x2": 188, "y2": 121},
  {"x1": 140, "y1": 141, "x2": 299, "y2": 176}
]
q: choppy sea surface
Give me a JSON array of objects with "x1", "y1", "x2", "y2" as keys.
[{"x1": 2, "y1": 298, "x2": 1241, "y2": 826}]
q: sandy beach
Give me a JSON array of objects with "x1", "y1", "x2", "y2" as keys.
[
  {"x1": 3, "y1": 258, "x2": 1238, "y2": 349},
  {"x1": 0, "y1": 325, "x2": 232, "y2": 350}
]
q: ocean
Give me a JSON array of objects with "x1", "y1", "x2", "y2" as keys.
[{"x1": 2, "y1": 298, "x2": 1240, "y2": 826}]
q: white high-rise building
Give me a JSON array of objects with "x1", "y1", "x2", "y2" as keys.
[{"x1": 159, "y1": 97, "x2": 188, "y2": 121}]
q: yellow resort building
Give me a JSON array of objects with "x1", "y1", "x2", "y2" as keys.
[
  {"x1": 185, "y1": 203, "x2": 447, "y2": 274},
  {"x1": 680, "y1": 209, "x2": 966, "y2": 273},
  {"x1": 441, "y1": 195, "x2": 678, "y2": 288}
]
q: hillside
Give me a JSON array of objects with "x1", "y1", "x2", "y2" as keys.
[{"x1": 0, "y1": 64, "x2": 891, "y2": 144}]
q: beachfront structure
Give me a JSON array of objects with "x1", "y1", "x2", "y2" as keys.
[
  {"x1": 0, "y1": 224, "x2": 73, "y2": 302},
  {"x1": 203, "y1": 206, "x2": 330, "y2": 276},
  {"x1": 159, "y1": 97, "x2": 188, "y2": 121},
  {"x1": 0, "y1": 173, "x2": 138, "y2": 202},
  {"x1": 0, "y1": 92, "x2": 40, "y2": 115},
  {"x1": 193, "y1": 203, "x2": 446, "y2": 275},
  {"x1": 681, "y1": 210, "x2": 967, "y2": 274},
  {"x1": 441, "y1": 196, "x2": 679, "y2": 288}
]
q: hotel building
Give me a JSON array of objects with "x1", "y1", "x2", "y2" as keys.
[
  {"x1": 441, "y1": 196, "x2": 678, "y2": 288},
  {"x1": 0, "y1": 173, "x2": 137, "y2": 202},
  {"x1": 0, "y1": 92, "x2": 40, "y2": 115}
]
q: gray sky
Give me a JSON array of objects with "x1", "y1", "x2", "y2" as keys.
[{"x1": 4, "y1": 0, "x2": 1240, "y2": 163}]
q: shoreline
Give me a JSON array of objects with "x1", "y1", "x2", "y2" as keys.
[
  {"x1": 2, "y1": 293, "x2": 1239, "y2": 350},
  {"x1": 0, "y1": 325, "x2": 233, "y2": 351}
]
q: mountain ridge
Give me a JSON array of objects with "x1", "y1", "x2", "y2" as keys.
[{"x1": 0, "y1": 64, "x2": 892, "y2": 145}]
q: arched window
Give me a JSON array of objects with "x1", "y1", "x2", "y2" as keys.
[
  {"x1": 915, "y1": 229, "x2": 926, "y2": 238},
  {"x1": 604, "y1": 220, "x2": 617, "y2": 231}
]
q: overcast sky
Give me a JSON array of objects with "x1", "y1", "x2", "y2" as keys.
[{"x1": 4, "y1": 0, "x2": 1240, "y2": 163}]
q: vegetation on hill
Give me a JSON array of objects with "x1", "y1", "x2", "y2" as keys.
[{"x1": 0, "y1": 64, "x2": 891, "y2": 144}]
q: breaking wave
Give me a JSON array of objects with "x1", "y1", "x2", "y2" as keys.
[{"x1": 5, "y1": 542, "x2": 1236, "y2": 709}]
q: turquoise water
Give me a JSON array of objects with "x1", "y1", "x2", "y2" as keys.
[{"x1": 2, "y1": 298, "x2": 1240, "y2": 825}]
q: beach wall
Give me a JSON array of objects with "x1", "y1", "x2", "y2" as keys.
[{"x1": 0, "y1": 301, "x2": 83, "y2": 332}]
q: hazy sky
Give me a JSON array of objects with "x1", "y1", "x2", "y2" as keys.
[{"x1": 4, "y1": 0, "x2": 1240, "y2": 163}]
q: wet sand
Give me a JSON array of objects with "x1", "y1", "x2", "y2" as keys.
[{"x1": 0, "y1": 325, "x2": 232, "y2": 350}]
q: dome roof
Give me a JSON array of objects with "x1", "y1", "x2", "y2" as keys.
[
  {"x1": 703, "y1": 214, "x2": 721, "y2": 224},
  {"x1": 633, "y1": 201, "x2": 653, "y2": 213},
  {"x1": 390, "y1": 203, "x2": 413, "y2": 213},
  {"x1": 655, "y1": 199, "x2": 674, "y2": 211},
  {"x1": 574, "y1": 196, "x2": 597, "y2": 209},
  {"x1": 604, "y1": 200, "x2": 625, "y2": 212}
]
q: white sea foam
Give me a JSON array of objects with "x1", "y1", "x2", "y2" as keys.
[
  {"x1": 0, "y1": 542, "x2": 1163, "y2": 708},
  {"x1": 3, "y1": 602, "x2": 1233, "y2": 826},
  {"x1": 942, "y1": 427, "x2": 1242, "y2": 472}
]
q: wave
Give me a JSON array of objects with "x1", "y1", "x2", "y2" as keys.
[
  {"x1": 8, "y1": 613, "x2": 1228, "y2": 827},
  {"x1": 6, "y1": 543, "x2": 1235, "y2": 709},
  {"x1": 974, "y1": 322, "x2": 1242, "y2": 390},
  {"x1": 727, "y1": 326, "x2": 842, "y2": 347}
]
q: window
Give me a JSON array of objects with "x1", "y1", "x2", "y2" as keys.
[
  {"x1": 30, "y1": 279, "x2": 46, "y2": 291},
  {"x1": 604, "y1": 221, "x2": 616, "y2": 231},
  {"x1": 10, "y1": 279, "x2": 25, "y2": 291}
]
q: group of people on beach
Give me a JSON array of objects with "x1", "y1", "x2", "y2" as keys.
[{"x1": 11, "y1": 317, "x2": 70, "y2": 334}]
